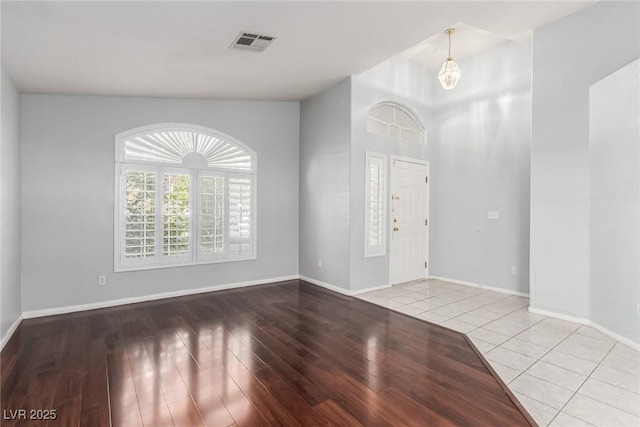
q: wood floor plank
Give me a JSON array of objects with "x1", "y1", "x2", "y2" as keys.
[
  {"x1": 177, "y1": 330, "x2": 271, "y2": 427},
  {"x1": 141, "y1": 337, "x2": 191, "y2": 404},
  {"x1": 79, "y1": 338, "x2": 111, "y2": 427},
  {"x1": 0, "y1": 280, "x2": 534, "y2": 426},
  {"x1": 12, "y1": 370, "x2": 57, "y2": 427},
  {"x1": 312, "y1": 400, "x2": 364, "y2": 427},
  {"x1": 46, "y1": 368, "x2": 83, "y2": 427},
  {"x1": 209, "y1": 322, "x2": 326, "y2": 426},
  {"x1": 190, "y1": 386, "x2": 235, "y2": 427},
  {"x1": 106, "y1": 347, "x2": 144, "y2": 427},
  {"x1": 379, "y1": 387, "x2": 458, "y2": 427},
  {"x1": 166, "y1": 397, "x2": 206, "y2": 427},
  {"x1": 126, "y1": 340, "x2": 175, "y2": 427}
]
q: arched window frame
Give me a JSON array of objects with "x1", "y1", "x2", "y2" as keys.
[
  {"x1": 114, "y1": 123, "x2": 257, "y2": 272},
  {"x1": 367, "y1": 102, "x2": 425, "y2": 143}
]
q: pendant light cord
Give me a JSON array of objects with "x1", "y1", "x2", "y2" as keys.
[{"x1": 439, "y1": 28, "x2": 460, "y2": 90}]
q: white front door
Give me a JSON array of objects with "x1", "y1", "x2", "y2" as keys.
[{"x1": 389, "y1": 157, "x2": 429, "y2": 285}]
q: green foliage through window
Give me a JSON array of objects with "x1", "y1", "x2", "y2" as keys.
[
  {"x1": 124, "y1": 171, "x2": 156, "y2": 259},
  {"x1": 163, "y1": 174, "x2": 190, "y2": 256}
]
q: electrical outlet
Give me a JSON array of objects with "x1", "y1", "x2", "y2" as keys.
[
  {"x1": 510, "y1": 266, "x2": 517, "y2": 275},
  {"x1": 318, "y1": 259, "x2": 323, "y2": 268},
  {"x1": 98, "y1": 275, "x2": 106, "y2": 286},
  {"x1": 636, "y1": 303, "x2": 640, "y2": 318}
]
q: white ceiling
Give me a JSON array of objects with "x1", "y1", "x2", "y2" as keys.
[
  {"x1": 399, "y1": 23, "x2": 528, "y2": 71},
  {"x1": 1, "y1": 1, "x2": 595, "y2": 101}
]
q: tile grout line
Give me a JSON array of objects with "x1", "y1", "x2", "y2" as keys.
[
  {"x1": 545, "y1": 344, "x2": 619, "y2": 426},
  {"x1": 413, "y1": 287, "x2": 562, "y2": 424},
  {"x1": 359, "y1": 280, "x2": 639, "y2": 426},
  {"x1": 507, "y1": 331, "x2": 593, "y2": 425},
  {"x1": 472, "y1": 316, "x2": 638, "y2": 424},
  {"x1": 406, "y1": 284, "x2": 525, "y2": 328},
  {"x1": 480, "y1": 313, "x2": 636, "y2": 424}
]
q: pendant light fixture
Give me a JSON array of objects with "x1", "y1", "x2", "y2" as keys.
[{"x1": 438, "y1": 28, "x2": 461, "y2": 90}]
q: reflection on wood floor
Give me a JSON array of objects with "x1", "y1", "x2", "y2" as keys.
[{"x1": 1, "y1": 280, "x2": 534, "y2": 426}]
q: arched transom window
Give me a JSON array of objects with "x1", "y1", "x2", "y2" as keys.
[
  {"x1": 115, "y1": 124, "x2": 256, "y2": 271},
  {"x1": 367, "y1": 102, "x2": 424, "y2": 143}
]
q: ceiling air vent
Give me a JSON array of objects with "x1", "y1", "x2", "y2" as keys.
[{"x1": 230, "y1": 31, "x2": 276, "y2": 52}]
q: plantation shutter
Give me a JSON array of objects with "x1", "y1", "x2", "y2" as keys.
[
  {"x1": 365, "y1": 153, "x2": 386, "y2": 257},
  {"x1": 123, "y1": 170, "x2": 157, "y2": 263},
  {"x1": 199, "y1": 174, "x2": 225, "y2": 257},
  {"x1": 228, "y1": 177, "x2": 252, "y2": 256},
  {"x1": 162, "y1": 172, "x2": 191, "y2": 258},
  {"x1": 115, "y1": 124, "x2": 257, "y2": 272}
]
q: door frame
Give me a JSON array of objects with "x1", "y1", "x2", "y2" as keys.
[{"x1": 389, "y1": 155, "x2": 430, "y2": 285}]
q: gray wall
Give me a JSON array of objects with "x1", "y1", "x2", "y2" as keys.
[
  {"x1": 1, "y1": 68, "x2": 22, "y2": 339},
  {"x1": 348, "y1": 40, "x2": 531, "y2": 294},
  {"x1": 429, "y1": 40, "x2": 532, "y2": 294},
  {"x1": 530, "y1": 1, "x2": 640, "y2": 320},
  {"x1": 589, "y1": 59, "x2": 640, "y2": 343},
  {"x1": 299, "y1": 79, "x2": 352, "y2": 290},
  {"x1": 350, "y1": 58, "x2": 430, "y2": 291},
  {"x1": 20, "y1": 95, "x2": 299, "y2": 312}
]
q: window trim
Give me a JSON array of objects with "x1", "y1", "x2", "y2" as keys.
[
  {"x1": 366, "y1": 101, "x2": 425, "y2": 144},
  {"x1": 114, "y1": 123, "x2": 257, "y2": 273},
  {"x1": 115, "y1": 122, "x2": 257, "y2": 173},
  {"x1": 364, "y1": 151, "x2": 387, "y2": 258}
]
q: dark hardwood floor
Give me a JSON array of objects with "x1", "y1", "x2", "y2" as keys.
[{"x1": 1, "y1": 280, "x2": 534, "y2": 426}]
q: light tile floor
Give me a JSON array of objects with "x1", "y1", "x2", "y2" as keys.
[{"x1": 357, "y1": 278, "x2": 640, "y2": 427}]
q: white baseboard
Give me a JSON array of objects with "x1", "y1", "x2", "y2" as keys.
[
  {"x1": 589, "y1": 321, "x2": 640, "y2": 351},
  {"x1": 298, "y1": 275, "x2": 351, "y2": 295},
  {"x1": 1, "y1": 314, "x2": 23, "y2": 351},
  {"x1": 527, "y1": 306, "x2": 589, "y2": 325},
  {"x1": 298, "y1": 275, "x2": 391, "y2": 296},
  {"x1": 22, "y1": 275, "x2": 298, "y2": 320},
  {"x1": 351, "y1": 284, "x2": 392, "y2": 295},
  {"x1": 529, "y1": 306, "x2": 640, "y2": 351},
  {"x1": 429, "y1": 276, "x2": 529, "y2": 297}
]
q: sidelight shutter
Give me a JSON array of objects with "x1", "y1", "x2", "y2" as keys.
[{"x1": 365, "y1": 152, "x2": 386, "y2": 257}]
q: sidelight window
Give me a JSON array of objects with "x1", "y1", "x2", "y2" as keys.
[{"x1": 365, "y1": 152, "x2": 387, "y2": 257}]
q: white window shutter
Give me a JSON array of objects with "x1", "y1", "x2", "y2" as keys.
[
  {"x1": 123, "y1": 169, "x2": 157, "y2": 263},
  {"x1": 365, "y1": 152, "x2": 386, "y2": 257},
  {"x1": 162, "y1": 172, "x2": 191, "y2": 258},
  {"x1": 115, "y1": 124, "x2": 257, "y2": 272},
  {"x1": 199, "y1": 175, "x2": 225, "y2": 257},
  {"x1": 228, "y1": 177, "x2": 252, "y2": 256}
]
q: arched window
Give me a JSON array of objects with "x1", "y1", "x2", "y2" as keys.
[
  {"x1": 114, "y1": 123, "x2": 256, "y2": 271},
  {"x1": 367, "y1": 102, "x2": 424, "y2": 143}
]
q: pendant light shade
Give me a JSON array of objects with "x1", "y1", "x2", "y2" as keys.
[{"x1": 438, "y1": 28, "x2": 461, "y2": 90}]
